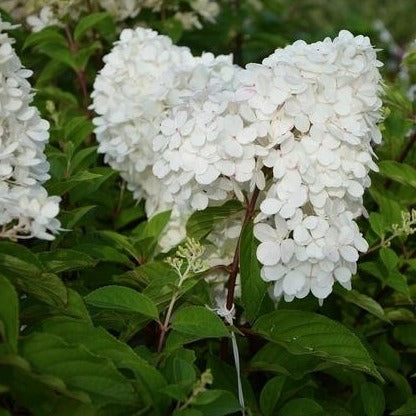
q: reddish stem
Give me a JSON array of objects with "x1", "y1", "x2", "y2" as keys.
[
  {"x1": 226, "y1": 187, "x2": 260, "y2": 309},
  {"x1": 221, "y1": 188, "x2": 260, "y2": 360},
  {"x1": 64, "y1": 26, "x2": 90, "y2": 115}
]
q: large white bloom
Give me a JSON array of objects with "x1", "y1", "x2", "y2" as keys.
[
  {"x1": 92, "y1": 28, "x2": 243, "y2": 247},
  {"x1": 249, "y1": 30, "x2": 382, "y2": 302},
  {"x1": 0, "y1": 18, "x2": 60, "y2": 240}
]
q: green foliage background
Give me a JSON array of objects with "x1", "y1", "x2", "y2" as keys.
[{"x1": 1, "y1": 0, "x2": 416, "y2": 415}]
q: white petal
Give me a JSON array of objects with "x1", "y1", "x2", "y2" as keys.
[
  {"x1": 347, "y1": 181, "x2": 364, "y2": 198},
  {"x1": 282, "y1": 271, "x2": 306, "y2": 296},
  {"x1": 195, "y1": 166, "x2": 220, "y2": 185},
  {"x1": 256, "y1": 241, "x2": 281, "y2": 266},
  {"x1": 254, "y1": 223, "x2": 277, "y2": 242},
  {"x1": 294, "y1": 114, "x2": 310, "y2": 133},
  {"x1": 191, "y1": 193, "x2": 209, "y2": 210},
  {"x1": 354, "y1": 235, "x2": 369, "y2": 252},
  {"x1": 261, "y1": 264, "x2": 286, "y2": 281},
  {"x1": 334, "y1": 267, "x2": 352, "y2": 283},
  {"x1": 260, "y1": 198, "x2": 281, "y2": 215},
  {"x1": 280, "y1": 239, "x2": 295, "y2": 263},
  {"x1": 340, "y1": 246, "x2": 359, "y2": 262},
  {"x1": 41, "y1": 201, "x2": 59, "y2": 218},
  {"x1": 293, "y1": 226, "x2": 311, "y2": 245},
  {"x1": 224, "y1": 139, "x2": 243, "y2": 158},
  {"x1": 310, "y1": 280, "x2": 333, "y2": 299}
]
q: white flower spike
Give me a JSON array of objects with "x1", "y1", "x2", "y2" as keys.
[{"x1": 0, "y1": 17, "x2": 60, "y2": 240}]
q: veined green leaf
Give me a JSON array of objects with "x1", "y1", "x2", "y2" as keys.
[
  {"x1": 39, "y1": 249, "x2": 97, "y2": 273},
  {"x1": 392, "y1": 396, "x2": 416, "y2": 415},
  {"x1": 334, "y1": 286, "x2": 391, "y2": 323},
  {"x1": 74, "y1": 12, "x2": 113, "y2": 41},
  {"x1": 171, "y1": 306, "x2": 229, "y2": 338},
  {"x1": 0, "y1": 276, "x2": 18, "y2": 353},
  {"x1": 378, "y1": 160, "x2": 416, "y2": 189},
  {"x1": 240, "y1": 221, "x2": 268, "y2": 323},
  {"x1": 253, "y1": 310, "x2": 382, "y2": 381},
  {"x1": 360, "y1": 382, "x2": 385, "y2": 416},
  {"x1": 21, "y1": 332, "x2": 137, "y2": 407},
  {"x1": 85, "y1": 285, "x2": 158, "y2": 319}
]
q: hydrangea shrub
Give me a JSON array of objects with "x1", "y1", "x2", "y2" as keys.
[{"x1": 1, "y1": 2, "x2": 416, "y2": 416}]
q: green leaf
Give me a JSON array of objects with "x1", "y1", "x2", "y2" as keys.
[
  {"x1": 370, "y1": 190, "x2": 403, "y2": 226},
  {"x1": 76, "y1": 243, "x2": 132, "y2": 266},
  {"x1": 165, "y1": 331, "x2": 204, "y2": 351},
  {"x1": 69, "y1": 146, "x2": 98, "y2": 174},
  {"x1": 0, "y1": 355, "x2": 94, "y2": 415},
  {"x1": 360, "y1": 382, "x2": 385, "y2": 416},
  {"x1": 163, "y1": 351, "x2": 196, "y2": 389},
  {"x1": 36, "y1": 59, "x2": 66, "y2": 87},
  {"x1": 85, "y1": 285, "x2": 158, "y2": 319},
  {"x1": 100, "y1": 231, "x2": 139, "y2": 262},
  {"x1": 251, "y1": 343, "x2": 329, "y2": 379},
  {"x1": 186, "y1": 200, "x2": 243, "y2": 240},
  {"x1": 161, "y1": 383, "x2": 188, "y2": 402},
  {"x1": 17, "y1": 273, "x2": 68, "y2": 307},
  {"x1": 74, "y1": 12, "x2": 112, "y2": 40},
  {"x1": 38, "y1": 42, "x2": 77, "y2": 71},
  {"x1": 60, "y1": 289, "x2": 92, "y2": 322},
  {"x1": 260, "y1": 375, "x2": 286, "y2": 416},
  {"x1": 253, "y1": 310, "x2": 382, "y2": 381},
  {"x1": 48, "y1": 170, "x2": 104, "y2": 195},
  {"x1": 393, "y1": 324, "x2": 416, "y2": 348},
  {"x1": 135, "y1": 210, "x2": 171, "y2": 241},
  {"x1": 39, "y1": 249, "x2": 97, "y2": 273},
  {"x1": 240, "y1": 221, "x2": 268, "y2": 322},
  {"x1": 63, "y1": 116, "x2": 94, "y2": 150},
  {"x1": 40, "y1": 318, "x2": 169, "y2": 414},
  {"x1": 121, "y1": 261, "x2": 175, "y2": 287},
  {"x1": 60, "y1": 206, "x2": 97, "y2": 229},
  {"x1": 21, "y1": 332, "x2": 137, "y2": 407},
  {"x1": 193, "y1": 390, "x2": 223, "y2": 405},
  {"x1": 39, "y1": 86, "x2": 78, "y2": 106},
  {"x1": 133, "y1": 210, "x2": 172, "y2": 260},
  {"x1": 74, "y1": 42, "x2": 101, "y2": 70},
  {"x1": 369, "y1": 212, "x2": 386, "y2": 238},
  {"x1": 378, "y1": 161, "x2": 416, "y2": 189},
  {"x1": 385, "y1": 270, "x2": 410, "y2": 298},
  {"x1": 278, "y1": 398, "x2": 324, "y2": 416},
  {"x1": 334, "y1": 286, "x2": 391, "y2": 323},
  {"x1": 380, "y1": 247, "x2": 399, "y2": 270},
  {"x1": 193, "y1": 390, "x2": 241, "y2": 416},
  {"x1": 174, "y1": 410, "x2": 202, "y2": 416},
  {"x1": 153, "y1": 18, "x2": 183, "y2": 42},
  {"x1": 171, "y1": 306, "x2": 229, "y2": 338},
  {"x1": 23, "y1": 27, "x2": 66, "y2": 50},
  {"x1": 392, "y1": 397, "x2": 416, "y2": 415},
  {"x1": 114, "y1": 205, "x2": 145, "y2": 230},
  {"x1": 0, "y1": 242, "x2": 43, "y2": 277},
  {"x1": 0, "y1": 276, "x2": 18, "y2": 353}
]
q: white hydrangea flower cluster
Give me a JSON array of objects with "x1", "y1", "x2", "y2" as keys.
[
  {"x1": 246, "y1": 30, "x2": 383, "y2": 301},
  {"x1": 92, "y1": 27, "x2": 268, "y2": 250},
  {"x1": 0, "y1": 18, "x2": 60, "y2": 240},
  {"x1": 93, "y1": 28, "x2": 382, "y2": 302},
  {"x1": 92, "y1": 28, "x2": 197, "y2": 217}
]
